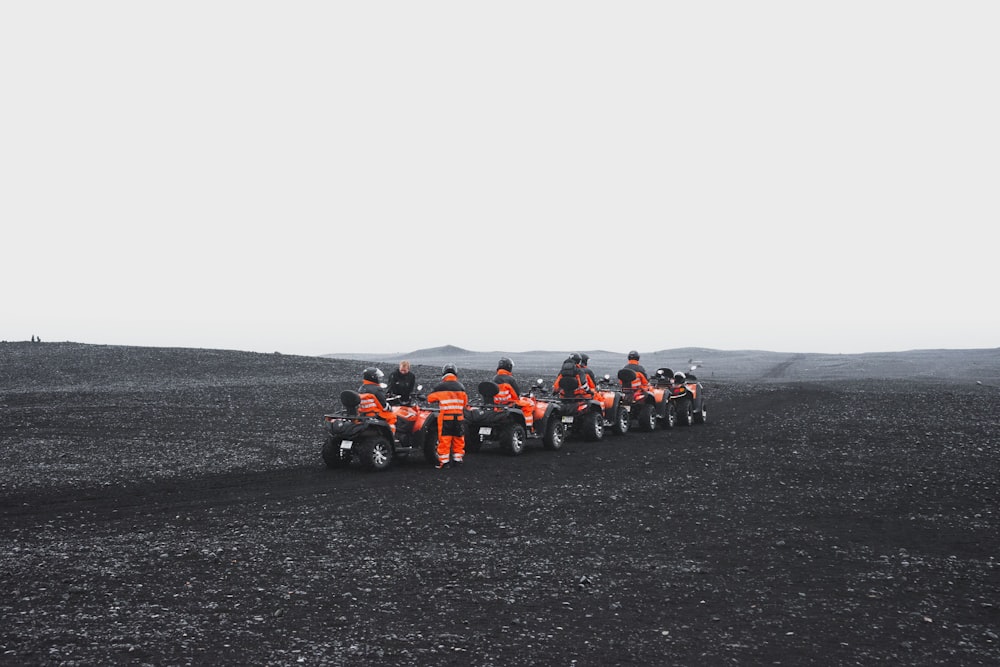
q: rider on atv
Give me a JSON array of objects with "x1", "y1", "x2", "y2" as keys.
[
  {"x1": 554, "y1": 353, "x2": 597, "y2": 398},
  {"x1": 493, "y1": 357, "x2": 536, "y2": 432},
  {"x1": 579, "y1": 353, "x2": 598, "y2": 388},
  {"x1": 619, "y1": 350, "x2": 651, "y2": 390},
  {"x1": 358, "y1": 367, "x2": 397, "y2": 434}
]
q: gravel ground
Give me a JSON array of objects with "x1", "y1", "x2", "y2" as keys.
[{"x1": 2, "y1": 342, "x2": 999, "y2": 666}]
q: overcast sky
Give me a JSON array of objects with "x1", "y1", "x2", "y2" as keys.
[{"x1": 3, "y1": 2, "x2": 997, "y2": 357}]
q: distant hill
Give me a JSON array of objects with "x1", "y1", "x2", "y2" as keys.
[
  {"x1": 323, "y1": 346, "x2": 1000, "y2": 383},
  {"x1": 0, "y1": 342, "x2": 996, "y2": 389}
]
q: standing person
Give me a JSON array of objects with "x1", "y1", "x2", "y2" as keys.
[
  {"x1": 620, "y1": 350, "x2": 650, "y2": 389},
  {"x1": 427, "y1": 363, "x2": 469, "y2": 468},
  {"x1": 493, "y1": 357, "x2": 535, "y2": 432},
  {"x1": 357, "y1": 367, "x2": 397, "y2": 434},
  {"x1": 387, "y1": 360, "x2": 417, "y2": 403}
]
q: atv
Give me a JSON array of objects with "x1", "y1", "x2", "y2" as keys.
[
  {"x1": 664, "y1": 369, "x2": 708, "y2": 426},
  {"x1": 615, "y1": 367, "x2": 676, "y2": 432},
  {"x1": 321, "y1": 390, "x2": 438, "y2": 471},
  {"x1": 464, "y1": 380, "x2": 565, "y2": 455},
  {"x1": 387, "y1": 385, "x2": 440, "y2": 455},
  {"x1": 541, "y1": 375, "x2": 607, "y2": 442},
  {"x1": 594, "y1": 374, "x2": 631, "y2": 436}
]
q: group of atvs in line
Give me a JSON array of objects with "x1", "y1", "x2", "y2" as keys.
[{"x1": 322, "y1": 366, "x2": 707, "y2": 471}]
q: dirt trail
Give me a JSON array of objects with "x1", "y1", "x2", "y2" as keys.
[{"x1": 761, "y1": 353, "x2": 807, "y2": 379}]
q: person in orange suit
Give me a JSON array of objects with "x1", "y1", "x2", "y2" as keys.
[
  {"x1": 579, "y1": 353, "x2": 597, "y2": 388},
  {"x1": 620, "y1": 350, "x2": 650, "y2": 390},
  {"x1": 427, "y1": 363, "x2": 469, "y2": 468},
  {"x1": 493, "y1": 357, "x2": 536, "y2": 432},
  {"x1": 357, "y1": 367, "x2": 397, "y2": 434},
  {"x1": 554, "y1": 353, "x2": 597, "y2": 398}
]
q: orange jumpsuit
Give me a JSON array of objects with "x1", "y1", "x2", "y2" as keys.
[
  {"x1": 554, "y1": 364, "x2": 597, "y2": 398},
  {"x1": 493, "y1": 368, "x2": 535, "y2": 430},
  {"x1": 358, "y1": 379, "x2": 397, "y2": 434},
  {"x1": 427, "y1": 373, "x2": 469, "y2": 466},
  {"x1": 622, "y1": 360, "x2": 650, "y2": 390}
]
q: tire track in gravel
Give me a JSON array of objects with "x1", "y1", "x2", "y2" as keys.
[
  {"x1": 0, "y1": 464, "x2": 418, "y2": 526},
  {"x1": 0, "y1": 423, "x2": 711, "y2": 528},
  {"x1": 761, "y1": 354, "x2": 807, "y2": 379}
]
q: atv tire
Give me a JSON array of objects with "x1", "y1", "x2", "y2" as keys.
[
  {"x1": 542, "y1": 418, "x2": 566, "y2": 451},
  {"x1": 693, "y1": 402, "x2": 707, "y2": 424},
  {"x1": 676, "y1": 399, "x2": 694, "y2": 427},
  {"x1": 581, "y1": 410, "x2": 604, "y2": 442},
  {"x1": 611, "y1": 406, "x2": 630, "y2": 436},
  {"x1": 636, "y1": 403, "x2": 657, "y2": 432},
  {"x1": 661, "y1": 402, "x2": 677, "y2": 429},
  {"x1": 500, "y1": 424, "x2": 527, "y2": 456},
  {"x1": 322, "y1": 435, "x2": 350, "y2": 469},
  {"x1": 359, "y1": 436, "x2": 393, "y2": 471}
]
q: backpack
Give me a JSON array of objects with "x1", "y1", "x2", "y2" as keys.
[{"x1": 558, "y1": 359, "x2": 582, "y2": 393}]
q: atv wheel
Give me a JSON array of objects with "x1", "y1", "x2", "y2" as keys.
[
  {"x1": 359, "y1": 436, "x2": 393, "y2": 471},
  {"x1": 693, "y1": 402, "x2": 707, "y2": 424},
  {"x1": 582, "y1": 410, "x2": 604, "y2": 442},
  {"x1": 422, "y1": 425, "x2": 439, "y2": 464},
  {"x1": 677, "y1": 399, "x2": 693, "y2": 426},
  {"x1": 611, "y1": 406, "x2": 630, "y2": 436},
  {"x1": 637, "y1": 404, "x2": 657, "y2": 432},
  {"x1": 464, "y1": 422, "x2": 484, "y2": 453},
  {"x1": 499, "y1": 424, "x2": 526, "y2": 456},
  {"x1": 662, "y1": 402, "x2": 677, "y2": 429},
  {"x1": 322, "y1": 435, "x2": 350, "y2": 469},
  {"x1": 542, "y1": 418, "x2": 566, "y2": 451}
]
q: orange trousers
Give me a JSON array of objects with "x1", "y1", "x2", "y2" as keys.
[
  {"x1": 515, "y1": 397, "x2": 534, "y2": 429},
  {"x1": 437, "y1": 415, "x2": 465, "y2": 464}
]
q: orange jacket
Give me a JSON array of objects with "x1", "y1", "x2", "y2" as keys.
[
  {"x1": 358, "y1": 379, "x2": 396, "y2": 425},
  {"x1": 624, "y1": 360, "x2": 650, "y2": 388},
  {"x1": 427, "y1": 373, "x2": 469, "y2": 418},
  {"x1": 493, "y1": 368, "x2": 521, "y2": 403},
  {"x1": 358, "y1": 379, "x2": 388, "y2": 414},
  {"x1": 554, "y1": 365, "x2": 596, "y2": 397}
]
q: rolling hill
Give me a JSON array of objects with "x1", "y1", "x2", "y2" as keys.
[{"x1": 324, "y1": 345, "x2": 1000, "y2": 383}]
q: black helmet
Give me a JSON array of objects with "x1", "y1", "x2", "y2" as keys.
[
  {"x1": 674, "y1": 371, "x2": 686, "y2": 383},
  {"x1": 442, "y1": 363, "x2": 457, "y2": 377},
  {"x1": 570, "y1": 352, "x2": 582, "y2": 364},
  {"x1": 497, "y1": 357, "x2": 513, "y2": 372},
  {"x1": 628, "y1": 350, "x2": 640, "y2": 361},
  {"x1": 363, "y1": 367, "x2": 384, "y2": 383},
  {"x1": 579, "y1": 353, "x2": 590, "y2": 365}
]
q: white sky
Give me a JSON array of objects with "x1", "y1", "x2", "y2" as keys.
[{"x1": 3, "y1": 2, "x2": 998, "y2": 357}]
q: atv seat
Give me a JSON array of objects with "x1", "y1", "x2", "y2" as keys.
[
  {"x1": 340, "y1": 390, "x2": 361, "y2": 415},
  {"x1": 617, "y1": 368, "x2": 637, "y2": 388},
  {"x1": 478, "y1": 381, "x2": 500, "y2": 402},
  {"x1": 654, "y1": 368, "x2": 675, "y2": 386}
]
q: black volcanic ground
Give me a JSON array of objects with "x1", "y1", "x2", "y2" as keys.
[{"x1": 2, "y1": 342, "x2": 999, "y2": 666}]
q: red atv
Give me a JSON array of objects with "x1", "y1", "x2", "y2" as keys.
[
  {"x1": 322, "y1": 389, "x2": 438, "y2": 471},
  {"x1": 615, "y1": 367, "x2": 676, "y2": 432},
  {"x1": 464, "y1": 380, "x2": 565, "y2": 455},
  {"x1": 664, "y1": 370, "x2": 708, "y2": 426},
  {"x1": 388, "y1": 385, "x2": 441, "y2": 457},
  {"x1": 543, "y1": 375, "x2": 607, "y2": 442},
  {"x1": 594, "y1": 374, "x2": 631, "y2": 436}
]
